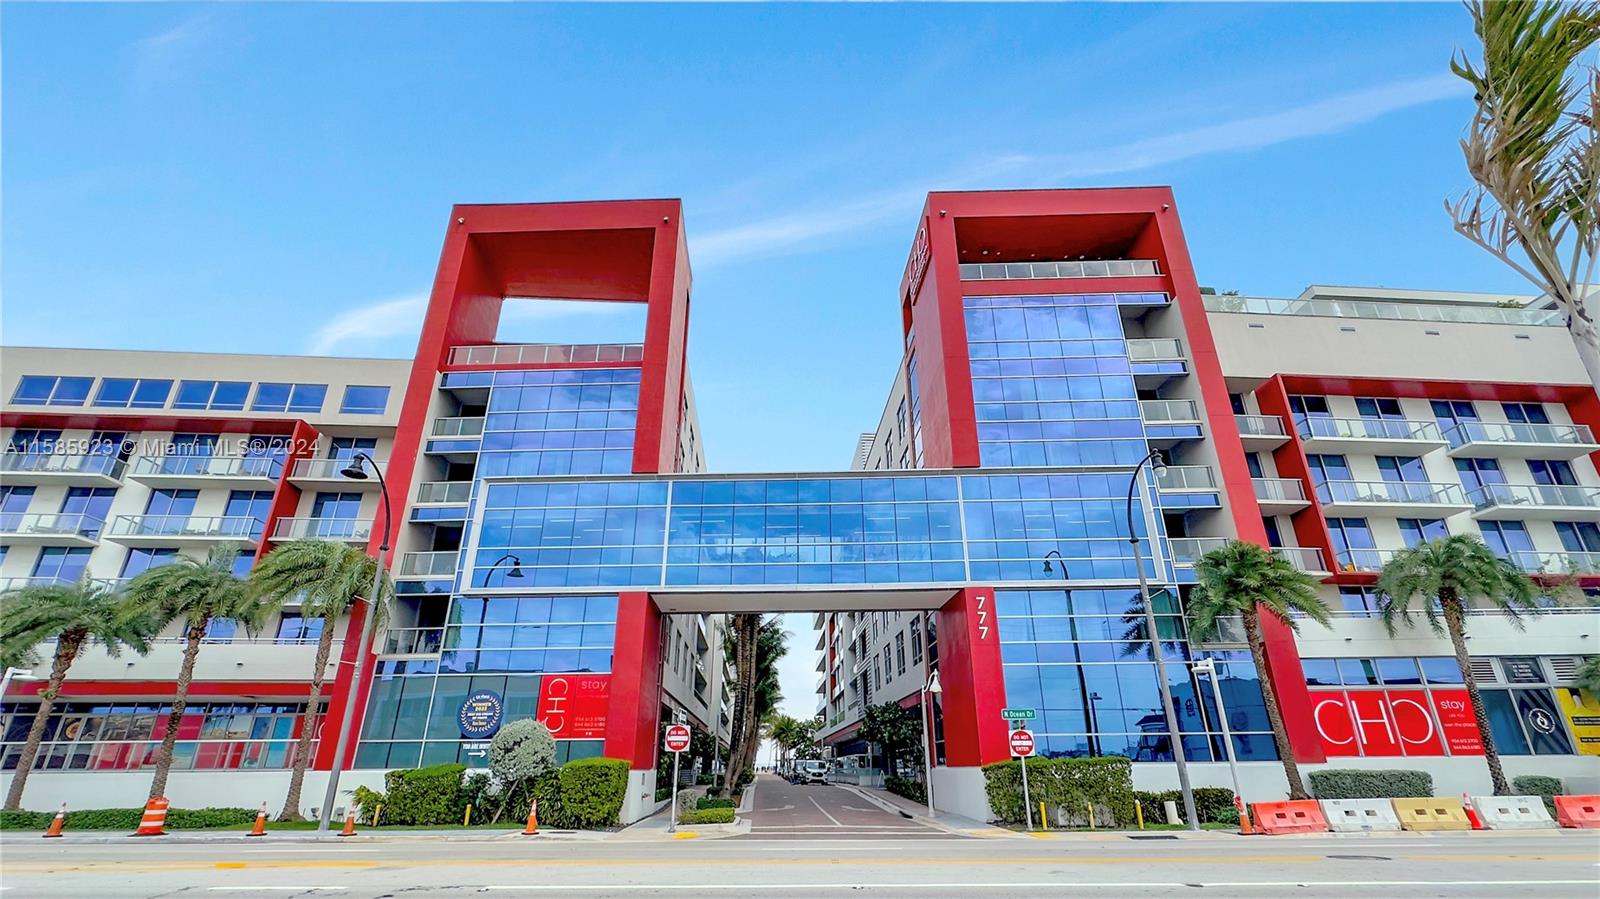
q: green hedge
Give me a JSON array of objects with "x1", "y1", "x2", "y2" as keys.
[
  {"x1": 696, "y1": 796, "x2": 735, "y2": 810},
  {"x1": 558, "y1": 757, "x2": 631, "y2": 828},
  {"x1": 1135, "y1": 788, "x2": 1236, "y2": 825},
  {"x1": 0, "y1": 807, "x2": 257, "y2": 831},
  {"x1": 982, "y1": 757, "x2": 1135, "y2": 826},
  {"x1": 372, "y1": 763, "x2": 467, "y2": 825},
  {"x1": 1512, "y1": 775, "x2": 1564, "y2": 815},
  {"x1": 678, "y1": 806, "x2": 735, "y2": 825},
  {"x1": 1308, "y1": 769, "x2": 1433, "y2": 800},
  {"x1": 885, "y1": 775, "x2": 926, "y2": 805}
]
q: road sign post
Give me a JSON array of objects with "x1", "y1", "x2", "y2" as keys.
[
  {"x1": 1009, "y1": 724, "x2": 1036, "y2": 831},
  {"x1": 664, "y1": 724, "x2": 691, "y2": 833}
]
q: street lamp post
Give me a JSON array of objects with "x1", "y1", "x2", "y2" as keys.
[
  {"x1": 317, "y1": 452, "x2": 392, "y2": 835},
  {"x1": 1125, "y1": 449, "x2": 1199, "y2": 832},
  {"x1": 1192, "y1": 658, "x2": 1243, "y2": 807},
  {"x1": 919, "y1": 669, "x2": 942, "y2": 818},
  {"x1": 486, "y1": 553, "x2": 524, "y2": 586}
]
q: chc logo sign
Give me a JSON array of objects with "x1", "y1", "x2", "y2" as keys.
[
  {"x1": 1310, "y1": 689, "x2": 1482, "y2": 758},
  {"x1": 903, "y1": 220, "x2": 931, "y2": 306}
]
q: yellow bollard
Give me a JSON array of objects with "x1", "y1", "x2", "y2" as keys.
[
  {"x1": 463, "y1": 804, "x2": 473, "y2": 827},
  {"x1": 1135, "y1": 801, "x2": 1145, "y2": 830},
  {"x1": 1039, "y1": 801, "x2": 1048, "y2": 831},
  {"x1": 1086, "y1": 801, "x2": 1095, "y2": 830},
  {"x1": 373, "y1": 804, "x2": 383, "y2": 828}
]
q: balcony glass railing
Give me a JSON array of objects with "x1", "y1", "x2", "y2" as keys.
[
  {"x1": 398, "y1": 551, "x2": 459, "y2": 578},
  {"x1": 132, "y1": 456, "x2": 282, "y2": 479},
  {"x1": 0, "y1": 576, "x2": 120, "y2": 593},
  {"x1": 1272, "y1": 546, "x2": 1328, "y2": 573},
  {"x1": 0, "y1": 453, "x2": 126, "y2": 480},
  {"x1": 1168, "y1": 537, "x2": 1229, "y2": 565},
  {"x1": 1316, "y1": 480, "x2": 1468, "y2": 506},
  {"x1": 1333, "y1": 548, "x2": 1398, "y2": 572},
  {"x1": 381, "y1": 627, "x2": 445, "y2": 656},
  {"x1": 1202, "y1": 294, "x2": 1565, "y2": 327},
  {"x1": 958, "y1": 259, "x2": 1160, "y2": 281},
  {"x1": 0, "y1": 512, "x2": 103, "y2": 539},
  {"x1": 1253, "y1": 478, "x2": 1308, "y2": 503},
  {"x1": 1443, "y1": 421, "x2": 1598, "y2": 449},
  {"x1": 109, "y1": 515, "x2": 261, "y2": 540},
  {"x1": 1126, "y1": 338, "x2": 1185, "y2": 361},
  {"x1": 1295, "y1": 417, "x2": 1445, "y2": 443},
  {"x1": 431, "y1": 417, "x2": 485, "y2": 438},
  {"x1": 1468, "y1": 483, "x2": 1600, "y2": 510},
  {"x1": 1139, "y1": 399, "x2": 1199, "y2": 423},
  {"x1": 448, "y1": 343, "x2": 644, "y2": 366},
  {"x1": 272, "y1": 518, "x2": 374, "y2": 542},
  {"x1": 1235, "y1": 414, "x2": 1287, "y2": 439},
  {"x1": 1508, "y1": 550, "x2": 1600, "y2": 574},
  {"x1": 292, "y1": 458, "x2": 386, "y2": 480},
  {"x1": 1156, "y1": 465, "x2": 1216, "y2": 491},
  {"x1": 416, "y1": 481, "x2": 473, "y2": 504}
]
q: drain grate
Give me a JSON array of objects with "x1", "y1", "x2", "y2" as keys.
[{"x1": 1126, "y1": 834, "x2": 1180, "y2": 840}]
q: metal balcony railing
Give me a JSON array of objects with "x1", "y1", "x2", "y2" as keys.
[
  {"x1": 431, "y1": 417, "x2": 485, "y2": 438},
  {"x1": 0, "y1": 512, "x2": 103, "y2": 539},
  {"x1": 397, "y1": 551, "x2": 458, "y2": 578},
  {"x1": 1316, "y1": 480, "x2": 1468, "y2": 506},
  {"x1": 448, "y1": 343, "x2": 644, "y2": 367},
  {"x1": 132, "y1": 455, "x2": 282, "y2": 479},
  {"x1": 1253, "y1": 478, "x2": 1308, "y2": 503},
  {"x1": 1295, "y1": 417, "x2": 1445, "y2": 443},
  {"x1": 0, "y1": 453, "x2": 127, "y2": 480},
  {"x1": 415, "y1": 481, "x2": 473, "y2": 504},
  {"x1": 1235, "y1": 414, "x2": 1287, "y2": 438},
  {"x1": 291, "y1": 458, "x2": 386, "y2": 480},
  {"x1": 1156, "y1": 465, "x2": 1216, "y2": 491},
  {"x1": 1201, "y1": 294, "x2": 1565, "y2": 327},
  {"x1": 0, "y1": 576, "x2": 120, "y2": 594},
  {"x1": 1444, "y1": 421, "x2": 1598, "y2": 449},
  {"x1": 272, "y1": 518, "x2": 374, "y2": 542},
  {"x1": 1469, "y1": 483, "x2": 1600, "y2": 511},
  {"x1": 1139, "y1": 399, "x2": 1199, "y2": 423},
  {"x1": 109, "y1": 515, "x2": 261, "y2": 540},
  {"x1": 958, "y1": 259, "x2": 1160, "y2": 281},
  {"x1": 1126, "y1": 338, "x2": 1185, "y2": 362},
  {"x1": 381, "y1": 627, "x2": 445, "y2": 656},
  {"x1": 1507, "y1": 550, "x2": 1600, "y2": 574},
  {"x1": 1333, "y1": 548, "x2": 1399, "y2": 572},
  {"x1": 1168, "y1": 537, "x2": 1229, "y2": 565},
  {"x1": 1272, "y1": 546, "x2": 1328, "y2": 573}
]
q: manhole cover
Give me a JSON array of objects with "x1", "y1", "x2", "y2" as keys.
[
  {"x1": 1326, "y1": 854, "x2": 1391, "y2": 861},
  {"x1": 1127, "y1": 834, "x2": 1180, "y2": 840}
]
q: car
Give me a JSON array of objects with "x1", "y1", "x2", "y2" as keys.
[{"x1": 797, "y1": 761, "x2": 830, "y2": 784}]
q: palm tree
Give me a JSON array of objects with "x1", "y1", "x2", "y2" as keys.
[
  {"x1": 1375, "y1": 534, "x2": 1541, "y2": 795},
  {"x1": 1448, "y1": 0, "x2": 1600, "y2": 389},
  {"x1": 247, "y1": 539, "x2": 390, "y2": 821},
  {"x1": 0, "y1": 580, "x2": 157, "y2": 809},
  {"x1": 1576, "y1": 656, "x2": 1600, "y2": 698},
  {"x1": 723, "y1": 615, "x2": 789, "y2": 789},
  {"x1": 122, "y1": 544, "x2": 277, "y2": 800},
  {"x1": 1187, "y1": 541, "x2": 1330, "y2": 800}
]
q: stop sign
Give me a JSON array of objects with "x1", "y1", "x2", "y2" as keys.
[
  {"x1": 664, "y1": 723, "x2": 692, "y2": 753},
  {"x1": 1009, "y1": 728, "x2": 1035, "y2": 758}
]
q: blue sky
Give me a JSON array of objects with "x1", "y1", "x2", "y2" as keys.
[{"x1": 2, "y1": 4, "x2": 1529, "y2": 719}]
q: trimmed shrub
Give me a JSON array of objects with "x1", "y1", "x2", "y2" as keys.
[
  {"x1": 1308, "y1": 768, "x2": 1432, "y2": 800},
  {"x1": 678, "y1": 806, "x2": 735, "y2": 825},
  {"x1": 1512, "y1": 775, "x2": 1564, "y2": 815},
  {"x1": 655, "y1": 786, "x2": 673, "y2": 802},
  {"x1": 695, "y1": 774, "x2": 715, "y2": 786},
  {"x1": 559, "y1": 757, "x2": 631, "y2": 828},
  {"x1": 490, "y1": 719, "x2": 557, "y2": 784},
  {"x1": 982, "y1": 756, "x2": 1135, "y2": 826},
  {"x1": 0, "y1": 807, "x2": 256, "y2": 831},
  {"x1": 885, "y1": 775, "x2": 927, "y2": 805},
  {"x1": 381, "y1": 763, "x2": 468, "y2": 825},
  {"x1": 696, "y1": 796, "x2": 735, "y2": 810},
  {"x1": 1135, "y1": 788, "x2": 1236, "y2": 825}
]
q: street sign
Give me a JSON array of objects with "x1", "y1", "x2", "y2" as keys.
[
  {"x1": 1001, "y1": 708, "x2": 1035, "y2": 721},
  {"x1": 664, "y1": 723, "x2": 692, "y2": 753},
  {"x1": 1009, "y1": 728, "x2": 1036, "y2": 758}
]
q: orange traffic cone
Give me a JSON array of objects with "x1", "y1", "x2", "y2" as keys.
[
  {"x1": 1234, "y1": 795, "x2": 1254, "y2": 835},
  {"x1": 522, "y1": 798, "x2": 539, "y2": 836},
  {"x1": 247, "y1": 802, "x2": 268, "y2": 837},
  {"x1": 1463, "y1": 793, "x2": 1485, "y2": 830},
  {"x1": 337, "y1": 807, "x2": 357, "y2": 837},
  {"x1": 41, "y1": 803, "x2": 66, "y2": 838},
  {"x1": 133, "y1": 797, "x2": 169, "y2": 837}
]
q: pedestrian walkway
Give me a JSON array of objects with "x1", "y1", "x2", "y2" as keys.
[{"x1": 729, "y1": 774, "x2": 970, "y2": 841}]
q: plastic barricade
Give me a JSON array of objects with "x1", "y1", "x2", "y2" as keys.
[
  {"x1": 1391, "y1": 797, "x2": 1471, "y2": 831},
  {"x1": 1470, "y1": 795, "x2": 1556, "y2": 830},
  {"x1": 1554, "y1": 795, "x2": 1600, "y2": 829},
  {"x1": 1319, "y1": 799, "x2": 1402, "y2": 832},
  {"x1": 1251, "y1": 800, "x2": 1329, "y2": 835}
]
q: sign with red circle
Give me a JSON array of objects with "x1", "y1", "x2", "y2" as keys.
[
  {"x1": 1009, "y1": 728, "x2": 1035, "y2": 758},
  {"x1": 664, "y1": 723, "x2": 692, "y2": 753}
]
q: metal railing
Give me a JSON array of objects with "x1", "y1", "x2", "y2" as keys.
[
  {"x1": 1295, "y1": 417, "x2": 1445, "y2": 443},
  {"x1": 1507, "y1": 550, "x2": 1600, "y2": 574},
  {"x1": 0, "y1": 738, "x2": 312, "y2": 771},
  {"x1": 1139, "y1": 399, "x2": 1199, "y2": 423},
  {"x1": 1333, "y1": 548, "x2": 1399, "y2": 572},
  {"x1": 1468, "y1": 483, "x2": 1600, "y2": 510},
  {"x1": 271, "y1": 518, "x2": 374, "y2": 542},
  {"x1": 0, "y1": 512, "x2": 103, "y2": 539},
  {"x1": 1253, "y1": 477, "x2": 1308, "y2": 503},
  {"x1": 415, "y1": 481, "x2": 472, "y2": 504},
  {"x1": 291, "y1": 458, "x2": 386, "y2": 480},
  {"x1": 958, "y1": 259, "x2": 1160, "y2": 281},
  {"x1": 132, "y1": 455, "x2": 282, "y2": 480},
  {"x1": 1273, "y1": 546, "x2": 1329, "y2": 573},
  {"x1": 381, "y1": 627, "x2": 445, "y2": 656},
  {"x1": 431, "y1": 417, "x2": 485, "y2": 438},
  {"x1": 1155, "y1": 465, "x2": 1216, "y2": 491},
  {"x1": 1235, "y1": 414, "x2": 1287, "y2": 439},
  {"x1": 1126, "y1": 337, "x2": 1185, "y2": 361},
  {"x1": 397, "y1": 551, "x2": 458, "y2": 578},
  {"x1": 109, "y1": 515, "x2": 261, "y2": 540},
  {"x1": 0, "y1": 453, "x2": 127, "y2": 480},
  {"x1": 1316, "y1": 479, "x2": 1468, "y2": 506},
  {"x1": 0, "y1": 576, "x2": 120, "y2": 593},
  {"x1": 1201, "y1": 294, "x2": 1565, "y2": 327},
  {"x1": 1444, "y1": 421, "x2": 1597, "y2": 449},
  {"x1": 1168, "y1": 537, "x2": 1229, "y2": 565},
  {"x1": 448, "y1": 343, "x2": 645, "y2": 366}
]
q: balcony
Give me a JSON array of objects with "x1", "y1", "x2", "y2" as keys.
[
  {"x1": 271, "y1": 517, "x2": 374, "y2": 543},
  {"x1": 1468, "y1": 483, "x2": 1600, "y2": 522},
  {"x1": 1295, "y1": 417, "x2": 1447, "y2": 455},
  {"x1": 0, "y1": 513, "x2": 103, "y2": 547},
  {"x1": 0, "y1": 576, "x2": 117, "y2": 593},
  {"x1": 1235, "y1": 414, "x2": 1289, "y2": 451},
  {"x1": 396, "y1": 551, "x2": 458, "y2": 580},
  {"x1": 1139, "y1": 399, "x2": 1203, "y2": 448},
  {"x1": 1315, "y1": 480, "x2": 1472, "y2": 517},
  {"x1": 1155, "y1": 465, "x2": 1220, "y2": 511},
  {"x1": 1332, "y1": 548, "x2": 1399, "y2": 573},
  {"x1": 108, "y1": 515, "x2": 261, "y2": 547},
  {"x1": 1201, "y1": 294, "x2": 1565, "y2": 327},
  {"x1": 1444, "y1": 421, "x2": 1600, "y2": 461},
  {"x1": 432, "y1": 417, "x2": 485, "y2": 438},
  {"x1": 1168, "y1": 537, "x2": 1228, "y2": 567},
  {"x1": 415, "y1": 481, "x2": 473, "y2": 505},
  {"x1": 130, "y1": 455, "x2": 281, "y2": 490},
  {"x1": 1126, "y1": 338, "x2": 1187, "y2": 387},
  {"x1": 0, "y1": 453, "x2": 126, "y2": 487},
  {"x1": 289, "y1": 458, "x2": 386, "y2": 491},
  {"x1": 426, "y1": 417, "x2": 485, "y2": 462},
  {"x1": 1507, "y1": 550, "x2": 1600, "y2": 575},
  {"x1": 448, "y1": 342, "x2": 645, "y2": 367},
  {"x1": 380, "y1": 627, "x2": 444, "y2": 657},
  {"x1": 1253, "y1": 477, "x2": 1311, "y2": 515},
  {"x1": 1273, "y1": 546, "x2": 1330, "y2": 576},
  {"x1": 958, "y1": 258, "x2": 1160, "y2": 281}
]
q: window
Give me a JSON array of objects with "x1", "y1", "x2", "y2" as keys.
[
  {"x1": 1528, "y1": 459, "x2": 1577, "y2": 486},
  {"x1": 1305, "y1": 454, "x2": 1350, "y2": 485},
  {"x1": 1397, "y1": 518, "x2": 1448, "y2": 547},
  {"x1": 1356, "y1": 397, "x2": 1403, "y2": 420},
  {"x1": 910, "y1": 618, "x2": 922, "y2": 665},
  {"x1": 224, "y1": 491, "x2": 274, "y2": 536},
  {"x1": 340, "y1": 385, "x2": 391, "y2": 415},
  {"x1": 10, "y1": 376, "x2": 93, "y2": 407},
  {"x1": 1479, "y1": 520, "x2": 1534, "y2": 558},
  {"x1": 1376, "y1": 456, "x2": 1426, "y2": 483},
  {"x1": 1229, "y1": 393, "x2": 1247, "y2": 415},
  {"x1": 1288, "y1": 395, "x2": 1331, "y2": 418},
  {"x1": 1375, "y1": 657, "x2": 1422, "y2": 685},
  {"x1": 93, "y1": 378, "x2": 172, "y2": 409},
  {"x1": 895, "y1": 633, "x2": 906, "y2": 676},
  {"x1": 1431, "y1": 399, "x2": 1478, "y2": 424},
  {"x1": 252, "y1": 383, "x2": 327, "y2": 414},
  {"x1": 1245, "y1": 454, "x2": 1264, "y2": 478},
  {"x1": 1336, "y1": 586, "x2": 1379, "y2": 616},
  {"x1": 1502, "y1": 402, "x2": 1550, "y2": 424},
  {"x1": 311, "y1": 492, "x2": 362, "y2": 520},
  {"x1": 1327, "y1": 518, "x2": 1376, "y2": 567},
  {"x1": 1454, "y1": 457, "x2": 1505, "y2": 494},
  {"x1": 121, "y1": 547, "x2": 179, "y2": 578},
  {"x1": 145, "y1": 489, "x2": 199, "y2": 518},
  {"x1": 5, "y1": 430, "x2": 61, "y2": 453},
  {"x1": 276, "y1": 613, "x2": 325, "y2": 644},
  {"x1": 0, "y1": 486, "x2": 35, "y2": 528},
  {"x1": 31, "y1": 547, "x2": 92, "y2": 584},
  {"x1": 173, "y1": 380, "x2": 251, "y2": 411},
  {"x1": 1555, "y1": 521, "x2": 1600, "y2": 553},
  {"x1": 328, "y1": 436, "x2": 377, "y2": 462},
  {"x1": 1418, "y1": 657, "x2": 1464, "y2": 684},
  {"x1": 60, "y1": 488, "x2": 116, "y2": 538}
]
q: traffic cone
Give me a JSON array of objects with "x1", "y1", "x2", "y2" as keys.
[
  {"x1": 247, "y1": 802, "x2": 268, "y2": 837},
  {"x1": 1234, "y1": 795, "x2": 1253, "y2": 835},
  {"x1": 337, "y1": 807, "x2": 357, "y2": 837},
  {"x1": 1463, "y1": 793, "x2": 1485, "y2": 830},
  {"x1": 41, "y1": 803, "x2": 66, "y2": 838},
  {"x1": 522, "y1": 798, "x2": 539, "y2": 836},
  {"x1": 133, "y1": 797, "x2": 169, "y2": 836}
]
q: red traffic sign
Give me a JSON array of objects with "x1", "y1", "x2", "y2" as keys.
[
  {"x1": 664, "y1": 723, "x2": 692, "y2": 753},
  {"x1": 1009, "y1": 728, "x2": 1035, "y2": 758}
]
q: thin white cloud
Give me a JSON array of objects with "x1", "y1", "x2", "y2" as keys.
[
  {"x1": 309, "y1": 293, "x2": 638, "y2": 355},
  {"x1": 693, "y1": 73, "x2": 1470, "y2": 267},
  {"x1": 131, "y1": 12, "x2": 217, "y2": 89}
]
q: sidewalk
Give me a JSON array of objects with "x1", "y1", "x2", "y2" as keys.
[
  {"x1": 836, "y1": 784, "x2": 1012, "y2": 838},
  {"x1": 610, "y1": 781, "x2": 753, "y2": 841},
  {"x1": 0, "y1": 826, "x2": 610, "y2": 844}
]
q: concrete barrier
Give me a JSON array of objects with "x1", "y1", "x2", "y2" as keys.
[
  {"x1": 1251, "y1": 800, "x2": 1329, "y2": 835},
  {"x1": 1319, "y1": 799, "x2": 1402, "y2": 832},
  {"x1": 1391, "y1": 797, "x2": 1471, "y2": 832},
  {"x1": 1469, "y1": 795, "x2": 1555, "y2": 830}
]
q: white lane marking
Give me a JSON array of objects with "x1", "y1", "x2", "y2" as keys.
[
  {"x1": 806, "y1": 796, "x2": 842, "y2": 827},
  {"x1": 206, "y1": 889, "x2": 349, "y2": 893},
  {"x1": 479, "y1": 883, "x2": 1600, "y2": 892},
  {"x1": 240, "y1": 848, "x2": 378, "y2": 854}
]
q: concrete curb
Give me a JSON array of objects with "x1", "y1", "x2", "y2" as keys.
[{"x1": 0, "y1": 828, "x2": 608, "y2": 844}]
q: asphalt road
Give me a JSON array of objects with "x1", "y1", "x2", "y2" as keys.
[{"x1": 732, "y1": 772, "x2": 960, "y2": 840}]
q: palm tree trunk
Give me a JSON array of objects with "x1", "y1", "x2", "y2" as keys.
[
  {"x1": 148, "y1": 620, "x2": 207, "y2": 800},
  {"x1": 278, "y1": 614, "x2": 336, "y2": 821},
  {"x1": 724, "y1": 614, "x2": 760, "y2": 790},
  {"x1": 1441, "y1": 591, "x2": 1510, "y2": 795},
  {"x1": 4, "y1": 633, "x2": 82, "y2": 810},
  {"x1": 1241, "y1": 611, "x2": 1309, "y2": 800}
]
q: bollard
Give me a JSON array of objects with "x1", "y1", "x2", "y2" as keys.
[
  {"x1": 373, "y1": 804, "x2": 383, "y2": 828},
  {"x1": 41, "y1": 803, "x2": 67, "y2": 839},
  {"x1": 247, "y1": 802, "x2": 268, "y2": 837},
  {"x1": 1163, "y1": 799, "x2": 1181, "y2": 826},
  {"x1": 463, "y1": 804, "x2": 473, "y2": 828},
  {"x1": 522, "y1": 798, "x2": 539, "y2": 836},
  {"x1": 1038, "y1": 801, "x2": 1047, "y2": 830},
  {"x1": 1134, "y1": 801, "x2": 1145, "y2": 830},
  {"x1": 338, "y1": 807, "x2": 357, "y2": 837},
  {"x1": 1085, "y1": 801, "x2": 1095, "y2": 830}
]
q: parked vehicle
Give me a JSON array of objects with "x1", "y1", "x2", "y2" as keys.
[{"x1": 798, "y1": 760, "x2": 830, "y2": 784}]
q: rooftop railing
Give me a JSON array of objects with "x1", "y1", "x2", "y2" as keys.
[
  {"x1": 448, "y1": 343, "x2": 644, "y2": 367},
  {"x1": 958, "y1": 259, "x2": 1160, "y2": 281},
  {"x1": 1202, "y1": 294, "x2": 1565, "y2": 327}
]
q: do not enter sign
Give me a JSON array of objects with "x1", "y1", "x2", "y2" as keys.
[
  {"x1": 665, "y1": 723, "x2": 692, "y2": 753},
  {"x1": 1009, "y1": 728, "x2": 1035, "y2": 758}
]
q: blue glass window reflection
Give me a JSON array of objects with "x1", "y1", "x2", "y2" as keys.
[
  {"x1": 477, "y1": 369, "x2": 639, "y2": 478},
  {"x1": 439, "y1": 595, "x2": 617, "y2": 674}
]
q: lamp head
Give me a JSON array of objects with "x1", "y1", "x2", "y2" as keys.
[
  {"x1": 1150, "y1": 450, "x2": 1168, "y2": 478},
  {"x1": 1042, "y1": 559, "x2": 1054, "y2": 574},
  {"x1": 340, "y1": 457, "x2": 370, "y2": 480},
  {"x1": 508, "y1": 554, "x2": 525, "y2": 579},
  {"x1": 928, "y1": 669, "x2": 942, "y2": 694}
]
